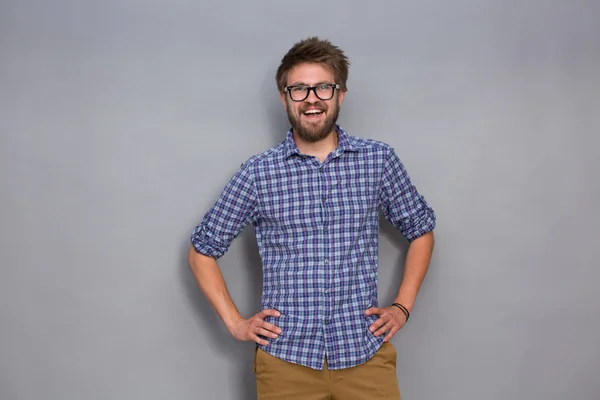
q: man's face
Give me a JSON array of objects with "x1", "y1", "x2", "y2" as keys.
[{"x1": 280, "y1": 63, "x2": 346, "y2": 143}]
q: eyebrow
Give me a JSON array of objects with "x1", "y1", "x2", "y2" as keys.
[{"x1": 288, "y1": 81, "x2": 332, "y2": 86}]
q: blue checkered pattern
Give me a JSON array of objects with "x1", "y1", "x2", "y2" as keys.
[{"x1": 191, "y1": 125, "x2": 436, "y2": 370}]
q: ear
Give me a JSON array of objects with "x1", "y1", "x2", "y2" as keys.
[
  {"x1": 280, "y1": 92, "x2": 287, "y2": 109},
  {"x1": 337, "y1": 89, "x2": 346, "y2": 106}
]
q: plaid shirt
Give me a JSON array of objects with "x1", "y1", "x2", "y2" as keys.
[{"x1": 191, "y1": 125, "x2": 436, "y2": 370}]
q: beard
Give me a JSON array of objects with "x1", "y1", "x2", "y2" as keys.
[{"x1": 286, "y1": 99, "x2": 340, "y2": 143}]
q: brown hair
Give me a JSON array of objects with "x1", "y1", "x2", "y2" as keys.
[{"x1": 276, "y1": 37, "x2": 350, "y2": 93}]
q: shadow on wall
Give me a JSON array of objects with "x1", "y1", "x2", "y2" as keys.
[{"x1": 179, "y1": 228, "x2": 263, "y2": 400}]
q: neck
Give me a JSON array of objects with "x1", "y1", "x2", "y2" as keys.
[{"x1": 293, "y1": 129, "x2": 338, "y2": 162}]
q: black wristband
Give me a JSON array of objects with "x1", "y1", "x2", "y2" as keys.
[{"x1": 391, "y1": 303, "x2": 410, "y2": 321}]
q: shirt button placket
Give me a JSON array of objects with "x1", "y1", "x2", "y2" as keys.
[
  {"x1": 319, "y1": 166, "x2": 332, "y2": 341},
  {"x1": 324, "y1": 259, "x2": 331, "y2": 326}
]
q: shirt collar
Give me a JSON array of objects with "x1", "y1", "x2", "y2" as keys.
[{"x1": 282, "y1": 124, "x2": 358, "y2": 159}]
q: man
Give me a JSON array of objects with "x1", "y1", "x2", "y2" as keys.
[{"x1": 188, "y1": 37, "x2": 436, "y2": 400}]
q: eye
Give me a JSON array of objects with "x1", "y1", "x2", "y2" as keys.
[
  {"x1": 292, "y1": 86, "x2": 307, "y2": 92},
  {"x1": 316, "y1": 84, "x2": 330, "y2": 90}
]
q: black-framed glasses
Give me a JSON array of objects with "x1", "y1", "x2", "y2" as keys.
[{"x1": 284, "y1": 83, "x2": 340, "y2": 102}]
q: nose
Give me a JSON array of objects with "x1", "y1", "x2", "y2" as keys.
[{"x1": 305, "y1": 87, "x2": 320, "y2": 103}]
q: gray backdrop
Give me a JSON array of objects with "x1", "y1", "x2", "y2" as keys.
[{"x1": 1, "y1": 1, "x2": 599, "y2": 399}]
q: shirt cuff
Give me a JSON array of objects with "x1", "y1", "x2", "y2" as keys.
[
  {"x1": 402, "y1": 209, "x2": 436, "y2": 242},
  {"x1": 190, "y1": 225, "x2": 227, "y2": 259}
]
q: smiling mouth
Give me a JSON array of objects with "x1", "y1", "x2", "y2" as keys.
[{"x1": 303, "y1": 109, "x2": 324, "y2": 118}]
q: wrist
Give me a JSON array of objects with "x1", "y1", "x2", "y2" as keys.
[
  {"x1": 224, "y1": 313, "x2": 244, "y2": 333},
  {"x1": 391, "y1": 302, "x2": 410, "y2": 322},
  {"x1": 393, "y1": 295, "x2": 414, "y2": 313}
]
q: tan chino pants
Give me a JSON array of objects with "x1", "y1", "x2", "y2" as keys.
[{"x1": 254, "y1": 342, "x2": 401, "y2": 400}]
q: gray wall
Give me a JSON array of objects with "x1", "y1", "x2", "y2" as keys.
[{"x1": 1, "y1": 1, "x2": 599, "y2": 399}]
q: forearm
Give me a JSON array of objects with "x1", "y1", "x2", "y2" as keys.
[
  {"x1": 393, "y1": 230, "x2": 435, "y2": 312},
  {"x1": 187, "y1": 245, "x2": 242, "y2": 332}
]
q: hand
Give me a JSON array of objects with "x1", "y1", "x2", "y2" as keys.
[
  {"x1": 230, "y1": 309, "x2": 282, "y2": 346},
  {"x1": 365, "y1": 306, "x2": 407, "y2": 342}
]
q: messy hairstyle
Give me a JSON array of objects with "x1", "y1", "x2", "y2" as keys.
[{"x1": 275, "y1": 37, "x2": 350, "y2": 93}]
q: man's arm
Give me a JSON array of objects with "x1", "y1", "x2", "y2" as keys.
[
  {"x1": 366, "y1": 231, "x2": 434, "y2": 341},
  {"x1": 187, "y1": 162, "x2": 281, "y2": 345},
  {"x1": 393, "y1": 230, "x2": 435, "y2": 313},
  {"x1": 187, "y1": 246, "x2": 281, "y2": 346},
  {"x1": 367, "y1": 147, "x2": 437, "y2": 341},
  {"x1": 378, "y1": 147, "x2": 437, "y2": 313},
  {"x1": 187, "y1": 246, "x2": 243, "y2": 332}
]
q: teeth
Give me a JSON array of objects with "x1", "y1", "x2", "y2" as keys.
[{"x1": 304, "y1": 110, "x2": 322, "y2": 115}]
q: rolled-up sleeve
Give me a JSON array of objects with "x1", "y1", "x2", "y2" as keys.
[
  {"x1": 190, "y1": 162, "x2": 259, "y2": 259},
  {"x1": 379, "y1": 148, "x2": 436, "y2": 241}
]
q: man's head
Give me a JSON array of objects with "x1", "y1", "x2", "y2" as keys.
[{"x1": 276, "y1": 37, "x2": 350, "y2": 143}]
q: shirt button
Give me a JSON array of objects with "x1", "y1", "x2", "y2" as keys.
[
  {"x1": 324, "y1": 289, "x2": 329, "y2": 293},
  {"x1": 324, "y1": 259, "x2": 329, "y2": 264},
  {"x1": 323, "y1": 226, "x2": 328, "y2": 232},
  {"x1": 324, "y1": 319, "x2": 330, "y2": 324},
  {"x1": 321, "y1": 197, "x2": 326, "y2": 203}
]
